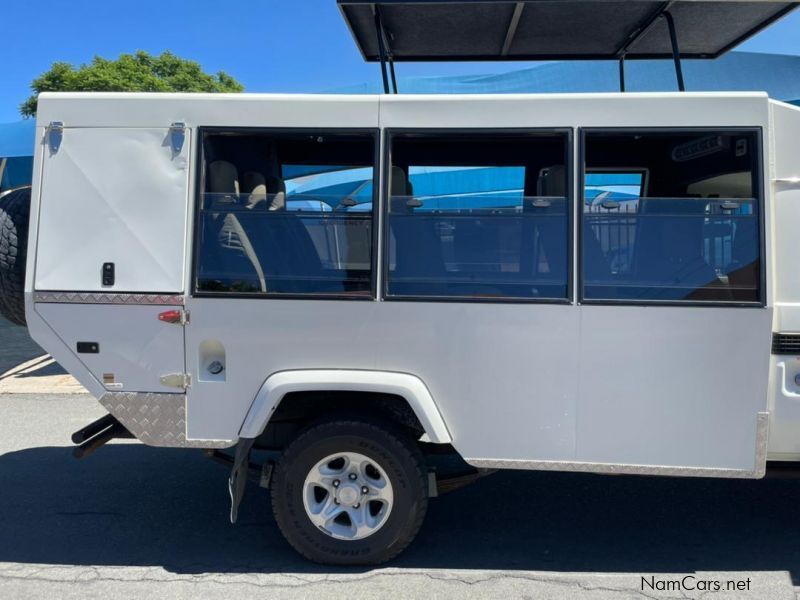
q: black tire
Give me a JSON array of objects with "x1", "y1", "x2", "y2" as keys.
[
  {"x1": 271, "y1": 418, "x2": 428, "y2": 565},
  {"x1": 0, "y1": 187, "x2": 31, "y2": 327}
]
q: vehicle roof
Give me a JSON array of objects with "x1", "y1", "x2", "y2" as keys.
[
  {"x1": 34, "y1": 91, "x2": 772, "y2": 130},
  {"x1": 338, "y1": 0, "x2": 799, "y2": 62}
]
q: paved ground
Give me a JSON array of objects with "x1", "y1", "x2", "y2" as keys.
[
  {"x1": 0, "y1": 316, "x2": 43, "y2": 375},
  {"x1": 0, "y1": 317, "x2": 83, "y2": 393},
  {"x1": 2, "y1": 393, "x2": 800, "y2": 599}
]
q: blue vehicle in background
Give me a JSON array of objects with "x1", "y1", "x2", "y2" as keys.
[{"x1": 0, "y1": 120, "x2": 34, "y2": 194}]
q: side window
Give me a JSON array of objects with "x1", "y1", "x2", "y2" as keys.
[
  {"x1": 195, "y1": 132, "x2": 375, "y2": 296},
  {"x1": 385, "y1": 132, "x2": 571, "y2": 300},
  {"x1": 582, "y1": 130, "x2": 762, "y2": 304}
]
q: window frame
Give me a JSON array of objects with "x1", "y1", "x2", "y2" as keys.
[
  {"x1": 381, "y1": 127, "x2": 575, "y2": 304},
  {"x1": 578, "y1": 126, "x2": 766, "y2": 308},
  {"x1": 191, "y1": 127, "x2": 381, "y2": 301}
]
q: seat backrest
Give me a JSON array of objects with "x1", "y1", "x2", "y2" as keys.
[
  {"x1": 266, "y1": 176, "x2": 286, "y2": 211},
  {"x1": 726, "y1": 214, "x2": 759, "y2": 301},
  {"x1": 390, "y1": 166, "x2": 416, "y2": 213},
  {"x1": 528, "y1": 165, "x2": 570, "y2": 283},
  {"x1": 387, "y1": 166, "x2": 448, "y2": 293},
  {"x1": 239, "y1": 171, "x2": 287, "y2": 211},
  {"x1": 634, "y1": 198, "x2": 722, "y2": 299}
]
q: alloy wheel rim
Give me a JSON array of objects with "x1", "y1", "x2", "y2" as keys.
[{"x1": 302, "y1": 451, "x2": 394, "y2": 541}]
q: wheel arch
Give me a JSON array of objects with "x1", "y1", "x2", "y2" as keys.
[{"x1": 238, "y1": 369, "x2": 453, "y2": 444}]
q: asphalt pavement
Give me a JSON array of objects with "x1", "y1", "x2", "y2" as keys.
[
  {"x1": 0, "y1": 316, "x2": 43, "y2": 375},
  {"x1": 1, "y1": 392, "x2": 800, "y2": 599}
]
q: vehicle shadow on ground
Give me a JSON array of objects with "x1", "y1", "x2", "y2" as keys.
[
  {"x1": 0, "y1": 318, "x2": 44, "y2": 375},
  {"x1": 1, "y1": 444, "x2": 800, "y2": 579}
]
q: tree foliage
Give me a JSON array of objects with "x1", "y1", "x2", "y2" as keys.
[{"x1": 21, "y1": 51, "x2": 244, "y2": 117}]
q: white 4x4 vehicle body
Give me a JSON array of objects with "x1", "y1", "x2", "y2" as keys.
[{"x1": 17, "y1": 91, "x2": 800, "y2": 563}]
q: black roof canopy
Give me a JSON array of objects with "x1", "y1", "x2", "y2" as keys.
[{"x1": 338, "y1": 0, "x2": 799, "y2": 61}]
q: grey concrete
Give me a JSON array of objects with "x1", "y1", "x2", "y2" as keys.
[{"x1": 1, "y1": 393, "x2": 800, "y2": 599}]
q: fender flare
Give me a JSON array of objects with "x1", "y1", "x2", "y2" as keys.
[{"x1": 238, "y1": 369, "x2": 453, "y2": 444}]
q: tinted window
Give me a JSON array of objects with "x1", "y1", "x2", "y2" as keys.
[
  {"x1": 582, "y1": 131, "x2": 761, "y2": 303},
  {"x1": 386, "y1": 133, "x2": 570, "y2": 300},
  {"x1": 195, "y1": 132, "x2": 375, "y2": 296}
]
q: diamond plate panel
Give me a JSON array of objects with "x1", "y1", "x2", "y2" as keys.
[
  {"x1": 34, "y1": 292, "x2": 184, "y2": 305},
  {"x1": 99, "y1": 392, "x2": 234, "y2": 448}
]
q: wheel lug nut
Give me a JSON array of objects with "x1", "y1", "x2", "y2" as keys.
[
  {"x1": 333, "y1": 479, "x2": 340, "y2": 487},
  {"x1": 348, "y1": 473, "x2": 357, "y2": 480},
  {"x1": 361, "y1": 486, "x2": 369, "y2": 494},
  {"x1": 334, "y1": 499, "x2": 340, "y2": 505},
  {"x1": 354, "y1": 503, "x2": 360, "y2": 509}
]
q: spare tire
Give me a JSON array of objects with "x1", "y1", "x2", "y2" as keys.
[{"x1": 0, "y1": 187, "x2": 32, "y2": 326}]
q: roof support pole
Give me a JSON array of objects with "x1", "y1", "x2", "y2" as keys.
[
  {"x1": 501, "y1": 2, "x2": 525, "y2": 56},
  {"x1": 614, "y1": 1, "x2": 675, "y2": 92},
  {"x1": 389, "y1": 59, "x2": 399, "y2": 94},
  {"x1": 662, "y1": 10, "x2": 686, "y2": 91},
  {"x1": 373, "y1": 6, "x2": 391, "y2": 94}
]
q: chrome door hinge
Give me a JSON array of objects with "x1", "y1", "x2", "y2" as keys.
[
  {"x1": 160, "y1": 372, "x2": 192, "y2": 389},
  {"x1": 169, "y1": 121, "x2": 186, "y2": 154},
  {"x1": 46, "y1": 121, "x2": 64, "y2": 153}
]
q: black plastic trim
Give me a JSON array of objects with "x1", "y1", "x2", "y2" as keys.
[
  {"x1": 772, "y1": 332, "x2": 800, "y2": 356},
  {"x1": 773, "y1": 333, "x2": 800, "y2": 355},
  {"x1": 76, "y1": 342, "x2": 100, "y2": 354}
]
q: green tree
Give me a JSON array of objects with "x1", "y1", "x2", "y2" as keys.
[{"x1": 21, "y1": 50, "x2": 244, "y2": 117}]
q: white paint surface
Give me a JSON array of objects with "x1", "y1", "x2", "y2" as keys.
[
  {"x1": 34, "y1": 127, "x2": 189, "y2": 293},
  {"x1": 23, "y1": 92, "x2": 786, "y2": 473}
]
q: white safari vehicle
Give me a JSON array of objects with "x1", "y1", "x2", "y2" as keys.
[{"x1": 3, "y1": 0, "x2": 800, "y2": 566}]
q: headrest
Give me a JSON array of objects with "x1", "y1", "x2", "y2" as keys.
[
  {"x1": 537, "y1": 165, "x2": 566, "y2": 198},
  {"x1": 208, "y1": 161, "x2": 239, "y2": 194},
  {"x1": 391, "y1": 166, "x2": 410, "y2": 197},
  {"x1": 241, "y1": 171, "x2": 266, "y2": 194},
  {"x1": 241, "y1": 171, "x2": 267, "y2": 209}
]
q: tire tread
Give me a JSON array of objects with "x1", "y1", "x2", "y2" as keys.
[{"x1": 0, "y1": 188, "x2": 31, "y2": 326}]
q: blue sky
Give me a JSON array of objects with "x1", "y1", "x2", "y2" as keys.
[{"x1": 2, "y1": 0, "x2": 800, "y2": 122}]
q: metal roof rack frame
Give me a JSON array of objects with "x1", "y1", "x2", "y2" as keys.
[{"x1": 338, "y1": 0, "x2": 800, "y2": 93}]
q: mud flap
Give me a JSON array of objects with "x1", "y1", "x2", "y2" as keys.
[{"x1": 228, "y1": 437, "x2": 256, "y2": 524}]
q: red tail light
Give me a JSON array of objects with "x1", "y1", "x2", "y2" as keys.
[{"x1": 158, "y1": 310, "x2": 183, "y2": 324}]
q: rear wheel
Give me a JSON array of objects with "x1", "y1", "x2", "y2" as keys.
[
  {"x1": 0, "y1": 187, "x2": 31, "y2": 326},
  {"x1": 271, "y1": 418, "x2": 428, "y2": 565}
]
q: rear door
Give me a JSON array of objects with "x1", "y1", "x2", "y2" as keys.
[{"x1": 33, "y1": 125, "x2": 190, "y2": 393}]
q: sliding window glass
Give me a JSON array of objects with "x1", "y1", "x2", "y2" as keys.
[
  {"x1": 195, "y1": 131, "x2": 376, "y2": 297},
  {"x1": 385, "y1": 131, "x2": 571, "y2": 300},
  {"x1": 582, "y1": 130, "x2": 762, "y2": 304}
]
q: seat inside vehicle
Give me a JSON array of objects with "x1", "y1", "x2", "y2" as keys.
[{"x1": 196, "y1": 131, "x2": 375, "y2": 295}]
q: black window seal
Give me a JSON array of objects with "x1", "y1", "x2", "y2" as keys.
[
  {"x1": 381, "y1": 127, "x2": 575, "y2": 305},
  {"x1": 577, "y1": 126, "x2": 766, "y2": 309},
  {"x1": 190, "y1": 126, "x2": 381, "y2": 301}
]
